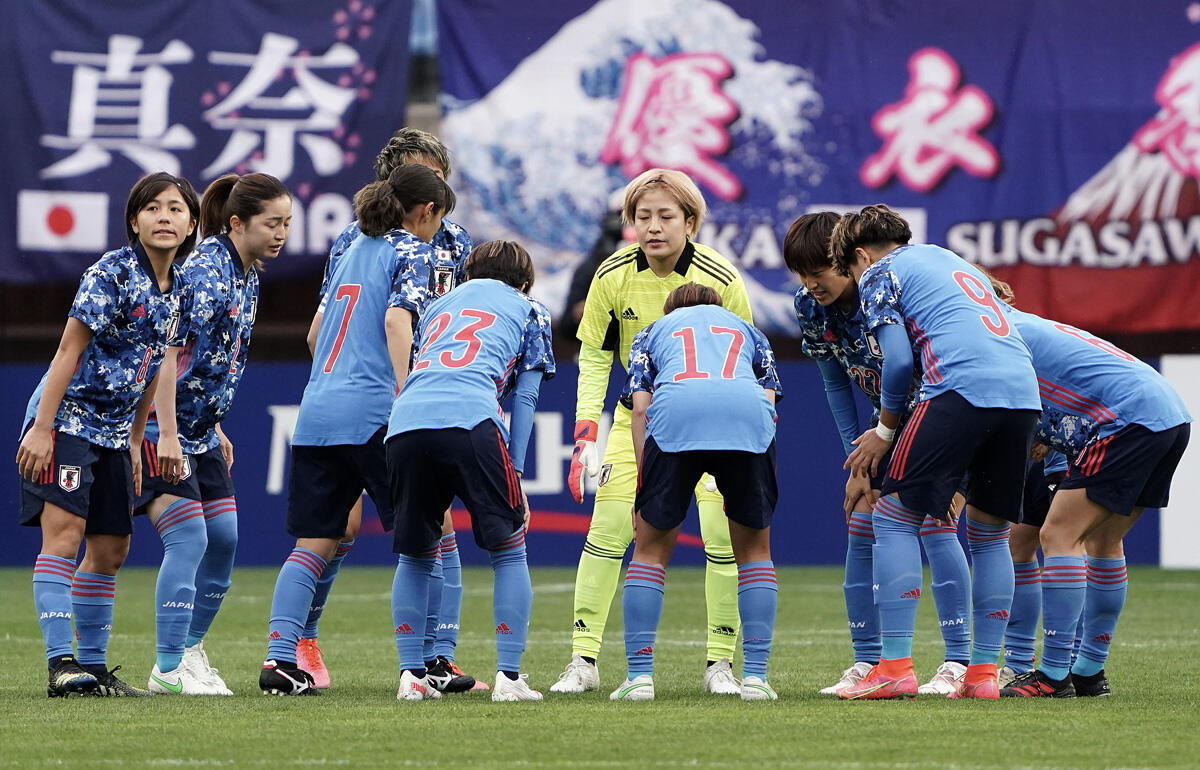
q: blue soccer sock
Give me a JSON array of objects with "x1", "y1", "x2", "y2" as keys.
[
  {"x1": 1038, "y1": 555, "x2": 1087, "y2": 680},
  {"x1": 1072, "y1": 556, "x2": 1127, "y2": 677},
  {"x1": 1005, "y1": 560, "x2": 1042, "y2": 673},
  {"x1": 392, "y1": 550, "x2": 437, "y2": 672},
  {"x1": 490, "y1": 532, "x2": 532, "y2": 674},
  {"x1": 623, "y1": 561, "x2": 667, "y2": 677},
  {"x1": 844, "y1": 512, "x2": 881, "y2": 664},
  {"x1": 423, "y1": 551, "x2": 445, "y2": 663},
  {"x1": 434, "y1": 532, "x2": 463, "y2": 660},
  {"x1": 33, "y1": 555, "x2": 77, "y2": 661},
  {"x1": 921, "y1": 515, "x2": 971, "y2": 664},
  {"x1": 738, "y1": 561, "x2": 777, "y2": 679},
  {"x1": 153, "y1": 499, "x2": 207, "y2": 672},
  {"x1": 872, "y1": 497, "x2": 923, "y2": 661},
  {"x1": 186, "y1": 497, "x2": 237, "y2": 646},
  {"x1": 303, "y1": 538, "x2": 354, "y2": 639},
  {"x1": 965, "y1": 518, "x2": 1014, "y2": 666},
  {"x1": 72, "y1": 571, "x2": 116, "y2": 669},
  {"x1": 266, "y1": 547, "x2": 327, "y2": 663}
]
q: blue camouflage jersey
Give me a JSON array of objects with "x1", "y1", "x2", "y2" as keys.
[
  {"x1": 25, "y1": 245, "x2": 180, "y2": 450},
  {"x1": 322, "y1": 218, "x2": 472, "y2": 306},
  {"x1": 794, "y1": 287, "x2": 920, "y2": 417},
  {"x1": 859, "y1": 244, "x2": 1040, "y2": 410},
  {"x1": 1007, "y1": 307, "x2": 1191, "y2": 459},
  {"x1": 387, "y1": 278, "x2": 555, "y2": 442},
  {"x1": 624, "y1": 304, "x2": 782, "y2": 453},
  {"x1": 295, "y1": 228, "x2": 435, "y2": 446},
  {"x1": 145, "y1": 235, "x2": 259, "y2": 454}
]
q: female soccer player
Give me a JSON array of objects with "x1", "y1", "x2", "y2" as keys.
[
  {"x1": 830, "y1": 205, "x2": 1041, "y2": 700},
  {"x1": 553, "y1": 169, "x2": 752, "y2": 696},
  {"x1": 259, "y1": 164, "x2": 452, "y2": 696},
  {"x1": 299, "y1": 127, "x2": 478, "y2": 692},
  {"x1": 610, "y1": 283, "x2": 782, "y2": 702},
  {"x1": 139, "y1": 172, "x2": 292, "y2": 695},
  {"x1": 18, "y1": 172, "x2": 197, "y2": 697},
  {"x1": 783, "y1": 212, "x2": 973, "y2": 696},
  {"x1": 388, "y1": 240, "x2": 555, "y2": 702},
  {"x1": 998, "y1": 308, "x2": 1190, "y2": 698}
]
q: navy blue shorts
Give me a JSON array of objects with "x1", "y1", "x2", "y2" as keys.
[
  {"x1": 1020, "y1": 460, "x2": 1066, "y2": 528},
  {"x1": 19, "y1": 427, "x2": 134, "y2": 536},
  {"x1": 286, "y1": 426, "x2": 393, "y2": 539},
  {"x1": 635, "y1": 436, "x2": 778, "y2": 531},
  {"x1": 881, "y1": 390, "x2": 1038, "y2": 523},
  {"x1": 134, "y1": 442, "x2": 236, "y2": 511},
  {"x1": 1059, "y1": 422, "x2": 1190, "y2": 515},
  {"x1": 870, "y1": 419, "x2": 969, "y2": 498},
  {"x1": 386, "y1": 421, "x2": 525, "y2": 555}
]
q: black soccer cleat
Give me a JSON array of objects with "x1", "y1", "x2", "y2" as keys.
[
  {"x1": 999, "y1": 668, "x2": 1076, "y2": 698},
  {"x1": 47, "y1": 656, "x2": 99, "y2": 698},
  {"x1": 425, "y1": 656, "x2": 476, "y2": 694},
  {"x1": 260, "y1": 659, "x2": 321, "y2": 696},
  {"x1": 1071, "y1": 669, "x2": 1112, "y2": 697},
  {"x1": 88, "y1": 665, "x2": 151, "y2": 697}
]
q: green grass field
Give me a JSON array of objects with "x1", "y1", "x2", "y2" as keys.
[{"x1": 3, "y1": 565, "x2": 1199, "y2": 768}]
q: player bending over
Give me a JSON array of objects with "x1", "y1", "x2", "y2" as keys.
[
  {"x1": 387, "y1": 240, "x2": 555, "y2": 702},
  {"x1": 610, "y1": 282, "x2": 782, "y2": 702}
]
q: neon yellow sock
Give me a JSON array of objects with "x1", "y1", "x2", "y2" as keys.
[
  {"x1": 698, "y1": 498, "x2": 739, "y2": 661},
  {"x1": 570, "y1": 499, "x2": 634, "y2": 659}
]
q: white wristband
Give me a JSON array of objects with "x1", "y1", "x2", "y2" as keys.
[{"x1": 874, "y1": 423, "x2": 896, "y2": 442}]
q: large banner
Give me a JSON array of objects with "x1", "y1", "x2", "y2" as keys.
[
  {"x1": 0, "y1": 0, "x2": 411, "y2": 284},
  {"x1": 0, "y1": 361, "x2": 1164, "y2": 568},
  {"x1": 437, "y1": 0, "x2": 1200, "y2": 336}
]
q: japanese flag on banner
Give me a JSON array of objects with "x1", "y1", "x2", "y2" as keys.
[{"x1": 17, "y1": 190, "x2": 108, "y2": 252}]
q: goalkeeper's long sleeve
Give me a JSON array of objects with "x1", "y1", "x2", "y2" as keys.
[{"x1": 574, "y1": 341, "x2": 614, "y2": 424}]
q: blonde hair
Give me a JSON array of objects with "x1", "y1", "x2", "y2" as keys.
[
  {"x1": 828, "y1": 204, "x2": 912, "y2": 276},
  {"x1": 621, "y1": 169, "x2": 706, "y2": 237}
]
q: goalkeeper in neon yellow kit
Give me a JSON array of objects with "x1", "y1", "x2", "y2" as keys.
[{"x1": 550, "y1": 169, "x2": 753, "y2": 695}]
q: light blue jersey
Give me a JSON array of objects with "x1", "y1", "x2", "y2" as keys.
[
  {"x1": 859, "y1": 244, "x2": 1039, "y2": 410},
  {"x1": 625, "y1": 305, "x2": 782, "y2": 453},
  {"x1": 387, "y1": 279, "x2": 555, "y2": 441},
  {"x1": 1007, "y1": 308, "x2": 1191, "y2": 458},
  {"x1": 292, "y1": 229, "x2": 434, "y2": 446}
]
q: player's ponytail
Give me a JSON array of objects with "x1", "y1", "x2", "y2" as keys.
[
  {"x1": 829, "y1": 204, "x2": 912, "y2": 276},
  {"x1": 199, "y1": 172, "x2": 291, "y2": 239},
  {"x1": 356, "y1": 164, "x2": 455, "y2": 237}
]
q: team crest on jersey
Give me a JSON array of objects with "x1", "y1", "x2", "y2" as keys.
[
  {"x1": 434, "y1": 262, "x2": 455, "y2": 297},
  {"x1": 598, "y1": 463, "x2": 613, "y2": 486},
  {"x1": 179, "y1": 456, "x2": 192, "y2": 481},
  {"x1": 248, "y1": 296, "x2": 258, "y2": 324},
  {"x1": 58, "y1": 465, "x2": 82, "y2": 492},
  {"x1": 864, "y1": 332, "x2": 882, "y2": 357}
]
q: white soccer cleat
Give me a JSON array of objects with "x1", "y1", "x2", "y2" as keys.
[
  {"x1": 741, "y1": 675, "x2": 778, "y2": 701},
  {"x1": 182, "y1": 641, "x2": 233, "y2": 696},
  {"x1": 918, "y1": 660, "x2": 967, "y2": 695},
  {"x1": 703, "y1": 658, "x2": 740, "y2": 695},
  {"x1": 396, "y1": 670, "x2": 442, "y2": 701},
  {"x1": 491, "y1": 672, "x2": 543, "y2": 702},
  {"x1": 818, "y1": 661, "x2": 874, "y2": 695},
  {"x1": 610, "y1": 674, "x2": 654, "y2": 701},
  {"x1": 998, "y1": 664, "x2": 1021, "y2": 689},
  {"x1": 549, "y1": 654, "x2": 599, "y2": 693},
  {"x1": 148, "y1": 664, "x2": 226, "y2": 696}
]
